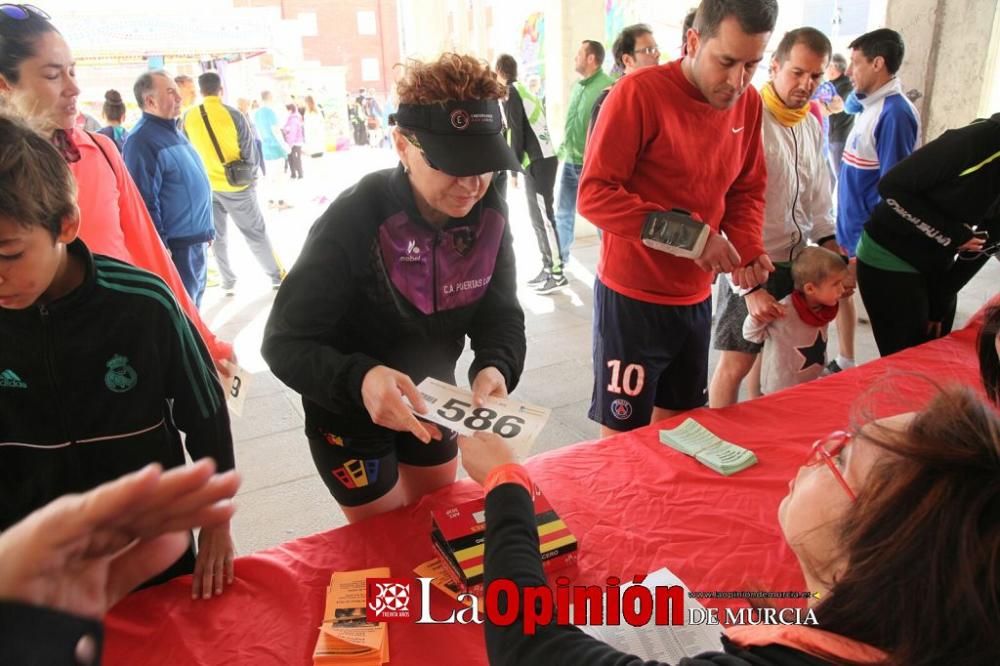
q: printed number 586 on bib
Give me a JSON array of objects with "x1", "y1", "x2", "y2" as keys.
[{"x1": 437, "y1": 399, "x2": 525, "y2": 438}]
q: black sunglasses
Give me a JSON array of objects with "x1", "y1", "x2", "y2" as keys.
[
  {"x1": 401, "y1": 131, "x2": 443, "y2": 172},
  {"x1": 0, "y1": 4, "x2": 50, "y2": 21}
]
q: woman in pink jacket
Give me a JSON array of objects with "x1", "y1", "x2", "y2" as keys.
[
  {"x1": 0, "y1": 6, "x2": 233, "y2": 367},
  {"x1": 282, "y1": 103, "x2": 305, "y2": 179}
]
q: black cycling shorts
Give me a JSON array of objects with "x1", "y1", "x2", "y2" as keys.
[{"x1": 307, "y1": 425, "x2": 458, "y2": 506}]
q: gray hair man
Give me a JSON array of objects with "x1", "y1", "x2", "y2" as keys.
[{"x1": 123, "y1": 71, "x2": 216, "y2": 306}]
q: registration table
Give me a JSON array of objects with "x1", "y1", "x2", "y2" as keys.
[{"x1": 105, "y1": 317, "x2": 987, "y2": 665}]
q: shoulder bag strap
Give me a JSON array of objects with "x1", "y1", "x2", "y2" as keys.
[
  {"x1": 86, "y1": 131, "x2": 117, "y2": 175},
  {"x1": 199, "y1": 104, "x2": 227, "y2": 163}
]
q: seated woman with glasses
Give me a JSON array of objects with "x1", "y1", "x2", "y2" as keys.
[
  {"x1": 262, "y1": 54, "x2": 526, "y2": 523},
  {"x1": 855, "y1": 112, "x2": 1000, "y2": 357},
  {"x1": 458, "y1": 384, "x2": 1000, "y2": 665}
]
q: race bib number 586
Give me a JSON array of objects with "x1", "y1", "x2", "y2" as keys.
[{"x1": 410, "y1": 378, "x2": 550, "y2": 457}]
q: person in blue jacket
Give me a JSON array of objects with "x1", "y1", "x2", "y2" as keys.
[
  {"x1": 830, "y1": 28, "x2": 919, "y2": 374},
  {"x1": 123, "y1": 71, "x2": 215, "y2": 306}
]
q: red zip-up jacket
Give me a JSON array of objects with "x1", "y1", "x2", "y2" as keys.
[
  {"x1": 69, "y1": 128, "x2": 233, "y2": 366},
  {"x1": 579, "y1": 59, "x2": 767, "y2": 306}
]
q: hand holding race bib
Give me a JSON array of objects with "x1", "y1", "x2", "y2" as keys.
[
  {"x1": 361, "y1": 366, "x2": 439, "y2": 444},
  {"x1": 471, "y1": 366, "x2": 508, "y2": 407}
]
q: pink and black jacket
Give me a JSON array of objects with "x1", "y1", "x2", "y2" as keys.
[{"x1": 262, "y1": 165, "x2": 526, "y2": 441}]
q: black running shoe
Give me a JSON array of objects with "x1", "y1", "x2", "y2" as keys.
[
  {"x1": 534, "y1": 274, "x2": 569, "y2": 294},
  {"x1": 527, "y1": 269, "x2": 548, "y2": 287}
]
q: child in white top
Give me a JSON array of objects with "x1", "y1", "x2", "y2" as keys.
[{"x1": 743, "y1": 246, "x2": 848, "y2": 395}]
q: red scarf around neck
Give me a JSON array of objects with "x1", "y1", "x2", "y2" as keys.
[
  {"x1": 792, "y1": 290, "x2": 839, "y2": 326},
  {"x1": 51, "y1": 129, "x2": 81, "y2": 163}
]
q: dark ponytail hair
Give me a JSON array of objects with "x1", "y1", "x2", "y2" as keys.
[
  {"x1": 103, "y1": 90, "x2": 126, "y2": 123},
  {"x1": 812, "y1": 385, "x2": 1000, "y2": 665},
  {"x1": 0, "y1": 11, "x2": 57, "y2": 84}
]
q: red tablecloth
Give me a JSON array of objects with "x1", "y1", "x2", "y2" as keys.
[{"x1": 104, "y1": 320, "x2": 986, "y2": 665}]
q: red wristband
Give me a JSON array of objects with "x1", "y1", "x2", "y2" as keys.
[{"x1": 484, "y1": 463, "x2": 533, "y2": 494}]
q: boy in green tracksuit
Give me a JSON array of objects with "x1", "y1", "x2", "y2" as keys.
[{"x1": 0, "y1": 114, "x2": 236, "y2": 598}]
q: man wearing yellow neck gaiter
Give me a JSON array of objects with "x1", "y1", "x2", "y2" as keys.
[{"x1": 710, "y1": 27, "x2": 850, "y2": 408}]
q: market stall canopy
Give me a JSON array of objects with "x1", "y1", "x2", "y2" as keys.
[{"x1": 59, "y1": 11, "x2": 273, "y2": 65}]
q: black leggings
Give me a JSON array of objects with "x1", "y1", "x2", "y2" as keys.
[
  {"x1": 524, "y1": 157, "x2": 561, "y2": 273},
  {"x1": 287, "y1": 146, "x2": 304, "y2": 179},
  {"x1": 857, "y1": 260, "x2": 956, "y2": 357}
]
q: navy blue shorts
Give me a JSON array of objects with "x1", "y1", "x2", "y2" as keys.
[
  {"x1": 589, "y1": 280, "x2": 711, "y2": 432},
  {"x1": 308, "y1": 425, "x2": 458, "y2": 507}
]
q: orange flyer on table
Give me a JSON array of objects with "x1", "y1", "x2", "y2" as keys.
[
  {"x1": 413, "y1": 558, "x2": 478, "y2": 607},
  {"x1": 313, "y1": 567, "x2": 390, "y2": 665}
]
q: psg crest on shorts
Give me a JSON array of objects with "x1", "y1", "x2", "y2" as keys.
[
  {"x1": 610, "y1": 399, "x2": 632, "y2": 421},
  {"x1": 451, "y1": 228, "x2": 476, "y2": 256}
]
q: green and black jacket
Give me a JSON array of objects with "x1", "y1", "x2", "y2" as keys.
[{"x1": 0, "y1": 240, "x2": 233, "y2": 529}]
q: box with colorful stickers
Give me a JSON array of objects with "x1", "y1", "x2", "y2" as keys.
[{"x1": 430, "y1": 484, "x2": 578, "y2": 595}]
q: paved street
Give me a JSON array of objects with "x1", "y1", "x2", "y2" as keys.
[{"x1": 200, "y1": 147, "x2": 999, "y2": 554}]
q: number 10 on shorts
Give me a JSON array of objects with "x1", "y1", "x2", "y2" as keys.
[{"x1": 607, "y1": 360, "x2": 645, "y2": 397}]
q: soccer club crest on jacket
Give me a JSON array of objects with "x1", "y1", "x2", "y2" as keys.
[{"x1": 105, "y1": 354, "x2": 138, "y2": 393}]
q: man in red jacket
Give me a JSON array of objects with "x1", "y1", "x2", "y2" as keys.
[{"x1": 579, "y1": 0, "x2": 778, "y2": 436}]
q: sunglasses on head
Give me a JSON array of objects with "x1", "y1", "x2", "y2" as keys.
[{"x1": 0, "y1": 4, "x2": 50, "y2": 20}]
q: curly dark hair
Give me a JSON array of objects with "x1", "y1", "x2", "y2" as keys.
[{"x1": 395, "y1": 53, "x2": 505, "y2": 105}]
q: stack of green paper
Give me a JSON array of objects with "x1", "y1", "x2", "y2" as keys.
[{"x1": 659, "y1": 418, "x2": 758, "y2": 476}]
